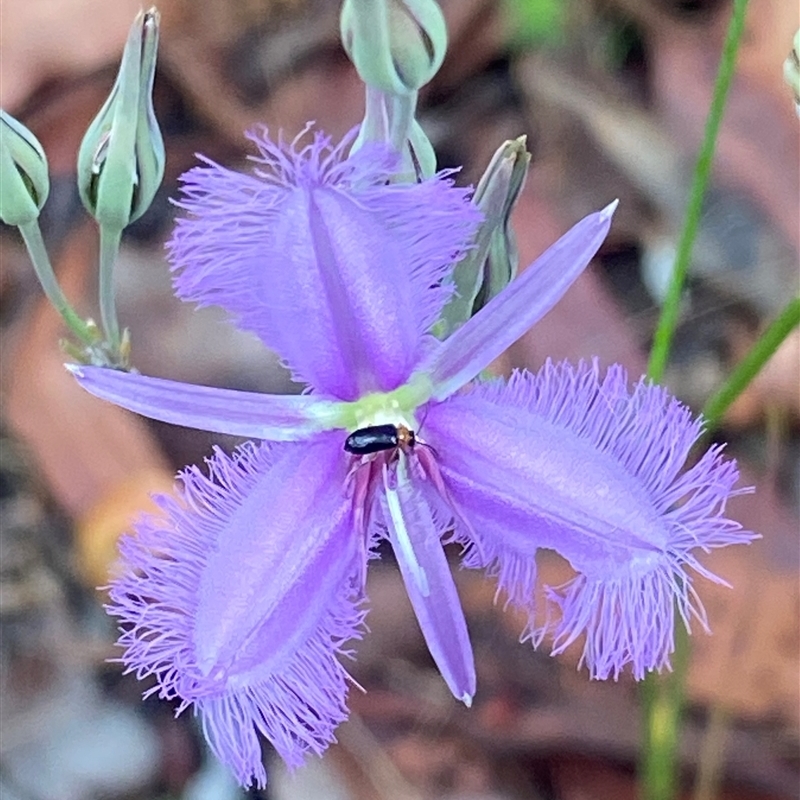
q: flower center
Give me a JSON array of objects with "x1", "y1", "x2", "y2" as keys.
[{"x1": 332, "y1": 372, "x2": 433, "y2": 433}]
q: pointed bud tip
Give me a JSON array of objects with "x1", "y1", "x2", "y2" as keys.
[
  {"x1": 64, "y1": 363, "x2": 84, "y2": 378},
  {"x1": 461, "y1": 692, "x2": 473, "y2": 708}
]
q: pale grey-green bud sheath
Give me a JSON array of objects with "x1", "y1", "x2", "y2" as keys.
[
  {"x1": 340, "y1": 0, "x2": 447, "y2": 94},
  {"x1": 77, "y1": 7, "x2": 164, "y2": 229},
  {"x1": 0, "y1": 111, "x2": 50, "y2": 226},
  {"x1": 438, "y1": 136, "x2": 531, "y2": 337}
]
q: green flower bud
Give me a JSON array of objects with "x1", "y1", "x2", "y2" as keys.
[
  {"x1": 437, "y1": 136, "x2": 531, "y2": 337},
  {"x1": 471, "y1": 136, "x2": 530, "y2": 312},
  {"x1": 77, "y1": 8, "x2": 164, "y2": 230},
  {"x1": 0, "y1": 111, "x2": 50, "y2": 226},
  {"x1": 784, "y1": 29, "x2": 800, "y2": 115},
  {"x1": 341, "y1": 0, "x2": 447, "y2": 94}
]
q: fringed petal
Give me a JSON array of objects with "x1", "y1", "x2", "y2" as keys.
[
  {"x1": 423, "y1": 360, "x2": 755, "y2": 679},
  {"x1": 379, "y1": 453, "x2": 476, "y2": 704},
  {"x1": 168, "y1": 127, "x2": 480, "y2": 399},
  {"x1": 107, "y1": 434, "x2": 365, "y2": 787},
  {"x1": 67, "y1": 365, "x2": 342, "y2": 439}
]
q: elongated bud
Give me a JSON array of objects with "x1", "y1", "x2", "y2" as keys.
[
  {"x1": 437, "y1": 136, "x2": 531, "y2": 336},
  {"x1": 77, "y1": 8, "x2": 164, "y2": 230},
  {"x1": 471, "y1": 136, "x2": 530, "y2": 311},
  {"x1": 784, "y1": 29, "x2": 800, "y2": 116},
  {"x1": 0, "y1": 111, "x2": 50, "y2": 226},
  {"x1": 341, "y1": 0, "x2": 447, "y2": 94}
]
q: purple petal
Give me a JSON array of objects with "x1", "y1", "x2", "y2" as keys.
[
  {"x1": 380, "y1": 453, "x2": 476, "y2": 704},
  {"x1": 168, "y1": 128, "x2": 480, "y2": 399},
  {"x1": 423, "y1": 361, "x2": 755, "y2": 679},
  {"x1": 107, "y1": 434, "x2": 365, "y2": 787},
  {"x1": 68, "y1": 365, "x2": 341, "y2": 439},
  {"x1": 420, "y1": 203, "x2": 617, "y2": 401}
]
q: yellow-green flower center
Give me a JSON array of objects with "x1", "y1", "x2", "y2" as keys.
[{"x1": 331, "y1": 371, "x2": 433, "y2": 431}]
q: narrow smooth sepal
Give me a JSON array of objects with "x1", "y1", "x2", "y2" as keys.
[
  {"x1": 382, "y1": 454, "x2": 476, "y2": 704},
  {"x1": 422, "y1": 201, "x2": 618, "y2": 401},
  {"x1": 66, "y1": 364, "x2": 347, "y2": 440}
]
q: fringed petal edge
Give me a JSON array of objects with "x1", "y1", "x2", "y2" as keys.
[
  {"x1": 436, "y1": 360, "x2": 756, "y2": 680},
  {"x1": 107, "y1": 441, "x2": 366, "y2": 788}
]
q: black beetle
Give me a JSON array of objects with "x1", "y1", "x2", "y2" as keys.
[{"x1": 344, "y1": 424, "x2": 416, "y2": 455}]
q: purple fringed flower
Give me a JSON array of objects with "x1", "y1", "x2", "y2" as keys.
[{"x1": 71, "y1": 127, "x2": 755, "y2": 787}]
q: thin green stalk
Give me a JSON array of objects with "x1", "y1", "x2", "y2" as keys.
[
  {"x1": 18, "y1": 219, "x2": 95, "y2": 345},
  {"x1": 702, "y1": 297, "x2": 800, "y2": 430},
  {"x1": 647, "y1": 0, "x2": 750, "y2": 383},
  {"x1": 640, "y1": 1, "x2": 750, "y2": 798},
  {"x1": 691, "y1": 346, "x2": 796, "y2": 800},
  {"x1": 640, "y1": 625, "x2": 690, "y2": 800},
  {"x1": 641, "y1": 297, "x2": 800, "y2": 800},
  {"x1": 98, "y1": 224, "x2": 123, "y2": 350}
]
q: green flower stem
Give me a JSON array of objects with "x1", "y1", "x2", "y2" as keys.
[
  {"x1": 388, "y1": 92, "x2": 416, "y2": 153},
  {"x1": 98, "y1": 224, "x2": 123, "y2": 350},
  {"x1": 640, "y1": 624, "x2": 690, "y2": 800},
  {"x1": 702, "y1": 296, "x2": 800, "y2": 430},
  {"x1": 640, "y1": 1, "x2": 750, "y2": 798},
  {"x1": 17, "y1": 220, "x2": 95, "y2": 345},
  {"x1": 646, "y1": 0, "x2": 750, "y2": 384}
]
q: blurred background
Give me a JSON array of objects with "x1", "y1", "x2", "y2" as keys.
[{"x1": 0, "y1": 1, "x2": 798, "y2": 798}]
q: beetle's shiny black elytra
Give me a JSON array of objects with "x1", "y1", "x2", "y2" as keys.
[{"x1": 344, "y1": 424, "x2": 416, "y2": 455}]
